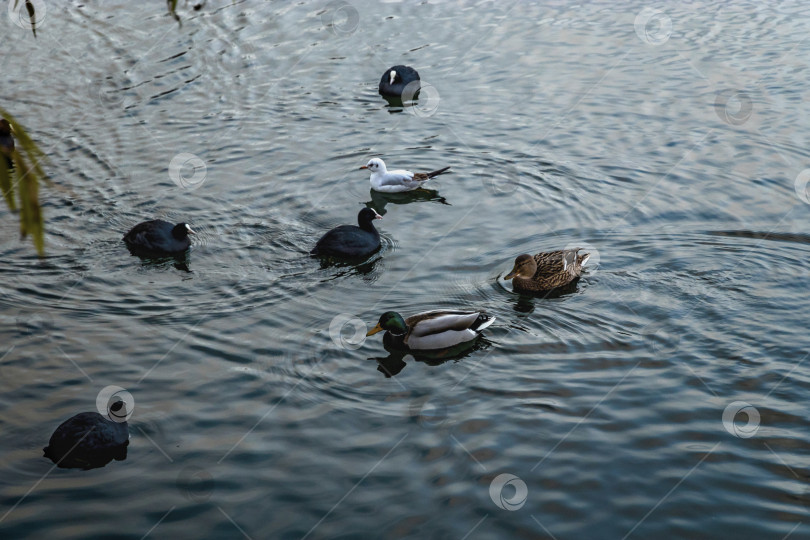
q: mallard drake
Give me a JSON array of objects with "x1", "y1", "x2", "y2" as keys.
[
  {"x1": 366, "y1": 309, "x2": 495, "y2": 351},
  {"x1": 123, "y1": 220, "x2": 195, "y2": 256},
  {"x1": 360, "y1": 158, "x2": 450, "y2": 193},
  {"x1": 378, "y1": 65, "x2": 420, "y2": 98},
  {"x1": 43, "y1": 401, "x2": 130, "y2": 469},
  {"x1": 504, "y1": 249, "x2": 590, "y2": 293}
]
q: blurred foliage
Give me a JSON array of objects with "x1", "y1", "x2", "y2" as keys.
[
  {"x1": 4, "y1": 2, "x2": 205, "y2": 255},
  {"x1": 167, "y1": 0, "x2": 206, "y2": 24},
  {"x1": 0, "y1": 109, "x2": 51, "y2": 257},
  {"x1": 168, "y1": 0, "x2": 180, "y2": 23},
  {"x1": 11, "y1": 1, "x2": 38, "y2": 37}
]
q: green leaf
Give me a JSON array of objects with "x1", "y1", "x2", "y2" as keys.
[
  {"x1": 25, "y1": 0, "x2": 37, "y2": 38},
  {"x1": 1, "y1": 107, "x2": 49, "y2": 256},
  {"x1": 17, "y1": 152, "x2": 44, "y2": 256},
  {"x1": 0, "y1": 153, "x2": 13, "y2": 211},
  {"x1": 167, "y1": 0, "x2": 181, "y2": 24}
]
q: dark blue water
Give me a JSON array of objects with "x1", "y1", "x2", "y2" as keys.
[{"x1": 2, "y1": 1, "x2": 809, "y2": 538}]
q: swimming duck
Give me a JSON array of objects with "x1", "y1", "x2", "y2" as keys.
[
  {"x1": 43, "y1": 401, "x2": 130, "y2": 469},
  {"x1": 361, "y1": 158, "x2": 450, "y2": 193},
  {"x1": 378, "y1": 65, "x2": 420, "y2": 98},
  {"x1": 366, "y1": 309, "x2": 495, "y2": 351},
  {"x1": 0, "y1": 119, "x2": 13, "y2": 168},
  {"x1": 123, "y1": 220, "x2": 195, "y2": 256},
  {"x1": 311, "y1": 207, "x2": 382, "y2": 258},
  {"x1": 504, "y1": 249, "x2": 590, "y2": 293}
]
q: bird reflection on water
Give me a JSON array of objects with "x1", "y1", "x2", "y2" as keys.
[
  {"x1": 126, "y1": 249, "x2": 192, "y2": 273},
  {"x1": 372, "y1": 337, "x2": 493, "y2": 378},
  {"x1": 365, "y1": 188, "x2": 449, "y2": 216}
]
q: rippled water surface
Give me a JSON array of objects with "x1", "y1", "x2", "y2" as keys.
[{"x1": 2, "y1": 1, "x2": 810, "y2": 538}]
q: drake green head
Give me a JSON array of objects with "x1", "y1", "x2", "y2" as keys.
[{"x1": 366, "y1": 311, "x2": 407, "y2": 336}]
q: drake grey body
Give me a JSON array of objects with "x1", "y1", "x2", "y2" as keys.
[{"x1": 368, "y1": 309, "x2": 495, "y2": 351}]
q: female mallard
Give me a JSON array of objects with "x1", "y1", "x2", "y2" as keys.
[
  {"x1": 366, "y1": 310, "x2": 495, "y2": 351},
  {"x1": 504, "y1": 249, "x2": 590, "y2": 293}
]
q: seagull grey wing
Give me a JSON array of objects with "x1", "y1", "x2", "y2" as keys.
[{"x1": 378, "y1": 171, "x2": 414, "y2": 187}]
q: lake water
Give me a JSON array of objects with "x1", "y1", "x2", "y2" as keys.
[{"x1": 2, "y1": 1, "x2": 809, "y2": 538}]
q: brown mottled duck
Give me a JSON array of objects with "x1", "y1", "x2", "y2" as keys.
[{"x1": 504, "y1": 249, "x2": 590, "y2": 293}]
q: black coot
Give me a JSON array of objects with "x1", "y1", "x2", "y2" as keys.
[
  {"x1": 378, "y1": 65, "x2": 420, "y2": 98},
  {"x1": 311, "y1": 208, "x2": 382, "y2": 258},
  {"x1": 0, "y1": 119, "x2": 13, "y2": 168},
  {"x1": 43, "y1": 401, "x2": 130, "y2": 469},
  {"x1": 123, "y1": 219, "x2": 195, "y2": 256}
]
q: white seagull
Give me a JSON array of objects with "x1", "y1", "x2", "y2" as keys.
[{"x1": 360, "y1": 158, "x2": 451, "y2": 193}]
